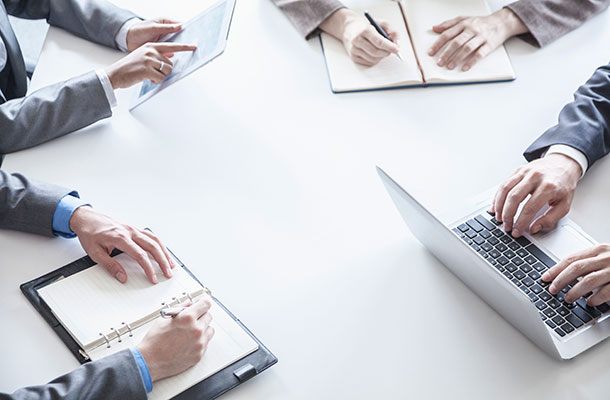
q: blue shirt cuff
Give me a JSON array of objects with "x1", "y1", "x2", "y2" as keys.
[
  {"x1": 51, "y1": 193, "x2": 90, "y2": 238},
  {"x1": 130, "y1": 347, "x2": 153, "y2": 393}
]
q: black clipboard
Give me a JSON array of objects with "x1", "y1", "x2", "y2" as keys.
[{"x1": 20, "y1": 247, "x2": 278, "y2": 399}]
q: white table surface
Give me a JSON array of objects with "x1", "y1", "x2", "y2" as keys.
[{"x1": 3, "y1": 0, "x2": 610, "y2": 398}]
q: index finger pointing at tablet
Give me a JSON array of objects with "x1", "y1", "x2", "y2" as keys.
[{"x1": 151, "y1": 43, "x2": 198, "y2": 53}]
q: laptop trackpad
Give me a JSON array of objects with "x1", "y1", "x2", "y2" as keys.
[{"x1": 533, "y1": 222, "x2": 597, "y2": 261}]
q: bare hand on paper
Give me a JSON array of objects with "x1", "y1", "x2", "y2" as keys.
[
  {"x1": 321, "y1": 8, "x2": 400, "y2": 67},
  {"x1": 137, "y1": 297, "x2": 215, "y2": 381},
  {"x1": 428, "y1": 8, "x2": 527, "y2": 71},
  {"x1": 542, "y1": 244, "x2": 610, "y2": 306},
  {"x1": 105, "y1": 42, "x2": 197, "y2": 89},
  {"x1": 490, "y1": 154, "x2": 581, "y2": 238},
  {"x1": 126, "y1": 18, "x2": 184, "y2": 52},
  {"x1": 69, "y1": 206, "x2": 175, "y2": 284}
]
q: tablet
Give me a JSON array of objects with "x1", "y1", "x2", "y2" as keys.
[{"x1": 130, "y1": 0, "x2": 236, "y2": 110}]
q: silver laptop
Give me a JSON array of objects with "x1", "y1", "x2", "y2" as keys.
[{"x1": 377, "y1": 166, "x2": 610, "y2": 359}]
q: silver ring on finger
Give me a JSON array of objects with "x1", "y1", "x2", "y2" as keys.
[{"x1": 158, "y1": 60, "x2": 165, "y2": 73}]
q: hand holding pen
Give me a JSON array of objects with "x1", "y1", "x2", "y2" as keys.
[
  {"x1": 364, "y1": 11, "x2": 404, "y2": 62},
  {"x1": 319, "y1": 8, "x2": 402, "y2": 67},
  {"x1": 137, "y1": 297, "x2": 215, "y2": 381}
]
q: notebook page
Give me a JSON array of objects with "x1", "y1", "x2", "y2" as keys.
[
  {"x1": 402, "y1": 0, "x2": 515, "y2": 83},
  {"x1": 87, "y1": 301, "x2": 259, "y2": 400},
  {"x1": 38, "y1": 253, "x2": 203, "y2": 348},
  {"x1": 320, "y1": 1, "x2": 422, "y2": 92}
]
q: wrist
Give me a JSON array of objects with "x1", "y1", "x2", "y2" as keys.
[
  {"x1": 493, "y1": 8, "x2": 528, "y2": 39},
  {"x1": 136, "y1": 344, "x2": 162, "y2": 382},
  {"x1": 320, "y1": 8, "x2": 356, "y2": 41},
  {"x1": 69, "y1": 205, "x2": 94, "y2": 236},
  {"x1": 104, "y1": 65, "x2": 120, "y2": 90},
  {"x1": 546, "y1": 153, "x2": 582, "y2": 184}
]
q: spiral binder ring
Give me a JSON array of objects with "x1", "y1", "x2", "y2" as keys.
[
  {"x1": 173, "y1": 296, "x2": 182, "y2": 304},
  {"x1": 184, "y1": 292, "x2": 193, "y2": 302},
  {"x1": 112, "y1": 327, "x2": 122, "y2": 343},
  {"x1": 122, "y1": 322, "x2": 134, "y2": 337},
  {"x1": 203, "y1": 286, "x2": 212, "y2": 296},
  {"x1": 99, "y1": 332, "x2": 111, "y2": 348}
]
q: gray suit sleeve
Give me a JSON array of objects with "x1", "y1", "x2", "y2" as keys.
[
  {"x1": 524, "y1": 64, "x2": 610, "y2": 170},
  {"x1": 270, "y1": 0, "x2": 345, "y2": 39},
  {"x1": 506, "y1": 0, "x2": 610, "y2": 47},
  {"x1": 0, "y1": 349, "x2": 147, "y2": 400},
  {"x1": 0, "y1": 70, "x2": 111, "y2": 154},
  {"x1": 3, "y1": 0, "x2": 137, "y2": 49},
  {"x1": 0, "y1": 169, "x2": 73, "y2": 236}
]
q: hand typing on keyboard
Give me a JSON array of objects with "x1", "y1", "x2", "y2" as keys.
[
  {"x1": 542, "y1": 244, "x2": 610, "y2": 306},
  {"x1": 490, "y1": 154, "x2": 581, "y2": 238}
]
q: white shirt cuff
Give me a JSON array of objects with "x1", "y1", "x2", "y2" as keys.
[
  {"x1": 115, "y1": 17, "x2": 142, "y2": 52},
  {"x1": 95, "y1": 69, "x2": 117, "y2": 108},
  {"x1": 545, "y1": 144, "x2": 588, "y2": 179}
]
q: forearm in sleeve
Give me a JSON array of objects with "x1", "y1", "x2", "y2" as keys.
[
  {"x1": 270, "y1": 0, "x2": 345, "y2": 39},
  {"x1": 0, "y1": 350, "x2": 147, "y2": 400},
  {"x1": 3, "y1": 0, "x2": 137, "y2": 48},
  {"x1": 506, "y1": 0, "x2": 610, "y2": 47},
  {"x1": 0, "y1": 170, "x2": 72, "y2": 236},
  {"x1": 524, "y1": 64, "x2": 610, "y2": 170},
  {"x1": 0, "y1": 70, "x2": 111, "y2": 154}
]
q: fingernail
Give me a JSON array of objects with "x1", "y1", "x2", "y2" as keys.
[
  {"x1": 115, "y1": 271, "x2": 126, "y2": 283},
  {"x1": 462, "y1": 65, "x2": 470, "y2": 71},
  {"x1": 167, "y1": 269, "x2": 173, "y2": 277},
  {"x1": 448, "y1": 62, "x2": 455, "y2": 69},
  {"x1": 512, "y1": 228, "x2": 520, "y2": 237},
  {"x1": 152, "y1": 274, "x2": 158, "y2": 284},
  {"x1": 531, "y1": 224, "x2": 541, "y2": 234},
  {"x1": 549, "y1": 284, "x2": 557, "y2": 294},
  {"x1": 428, "y1": 48, "x2": 433, "y2": 55},
  {"x1": 564, "y1": 296, "x2": 573, "y2": 303},
  {"x1": 437, "y1": 58, "x2": 444, "y2": 66},
  {"x1": 542, "y1": 271, "x2": 550, "y2": 281}
]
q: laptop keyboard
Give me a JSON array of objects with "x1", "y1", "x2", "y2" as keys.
[{"x1": 453, "y1": 211, "x2": 610, "y2": 339}]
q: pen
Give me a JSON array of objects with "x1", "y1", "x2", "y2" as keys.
[
  {"x1": 160, "y1": 306, "x2": 187, "y2": 318},
  {"x1": 364, "y1": 11, "x2": 404, "y2": 62}
]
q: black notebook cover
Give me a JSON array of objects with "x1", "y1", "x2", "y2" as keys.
[{"x1": 21, "y1": 247, "x2": 277, "y2": 400}]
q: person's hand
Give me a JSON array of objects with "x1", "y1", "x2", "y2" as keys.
[
  {"x1": 491, "y1": 153, "x2": 582, "y2": 237},
  {"x1": 105, "y1": 42, "x2": 197, "y2": 89},
  {"x1": 136, "y1": 297, "x2": 215, "y2": 381},
  {"x1": 320, "y1": 8, "x2": 400, "y2": 66},
  {"x1": 126, "y1": 18, "x2": 183, "y2": 52},
  {"x1": 542, "y1": 245, "x2": 610, "y2": 306},
  {"x1": 428, "y1": 8, "x2": 527, "y2": 71},
  {"x1": 69, "y1": 206, "x2": 175, "y2": 284}
]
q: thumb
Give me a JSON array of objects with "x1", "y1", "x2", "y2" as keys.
[
  {"x1": 94, "y1": 251, "x2": 128, "y2": 283},
  {"x1": 529, "y1": 203, "x2": 569, "y2": 234}
]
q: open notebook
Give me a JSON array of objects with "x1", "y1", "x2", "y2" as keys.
[
  {"x1": 36, "y1": 253, "x2": 259, "y2": 400},
  {"x1": 320, "y1": 0, "x2": 515, "y2": 93}
]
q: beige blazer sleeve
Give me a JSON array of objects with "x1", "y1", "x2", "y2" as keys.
[
  {"x1": 270, "y1": 0, "x2": 345, "y2": 39},
  {"x1": 506, "y1": 0, "x2": 610, "y2": 47}
]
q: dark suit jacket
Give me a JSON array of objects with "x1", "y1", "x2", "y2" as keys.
[{"x1": 524, "y1": 64, "x2": 610, "y2": 170}]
